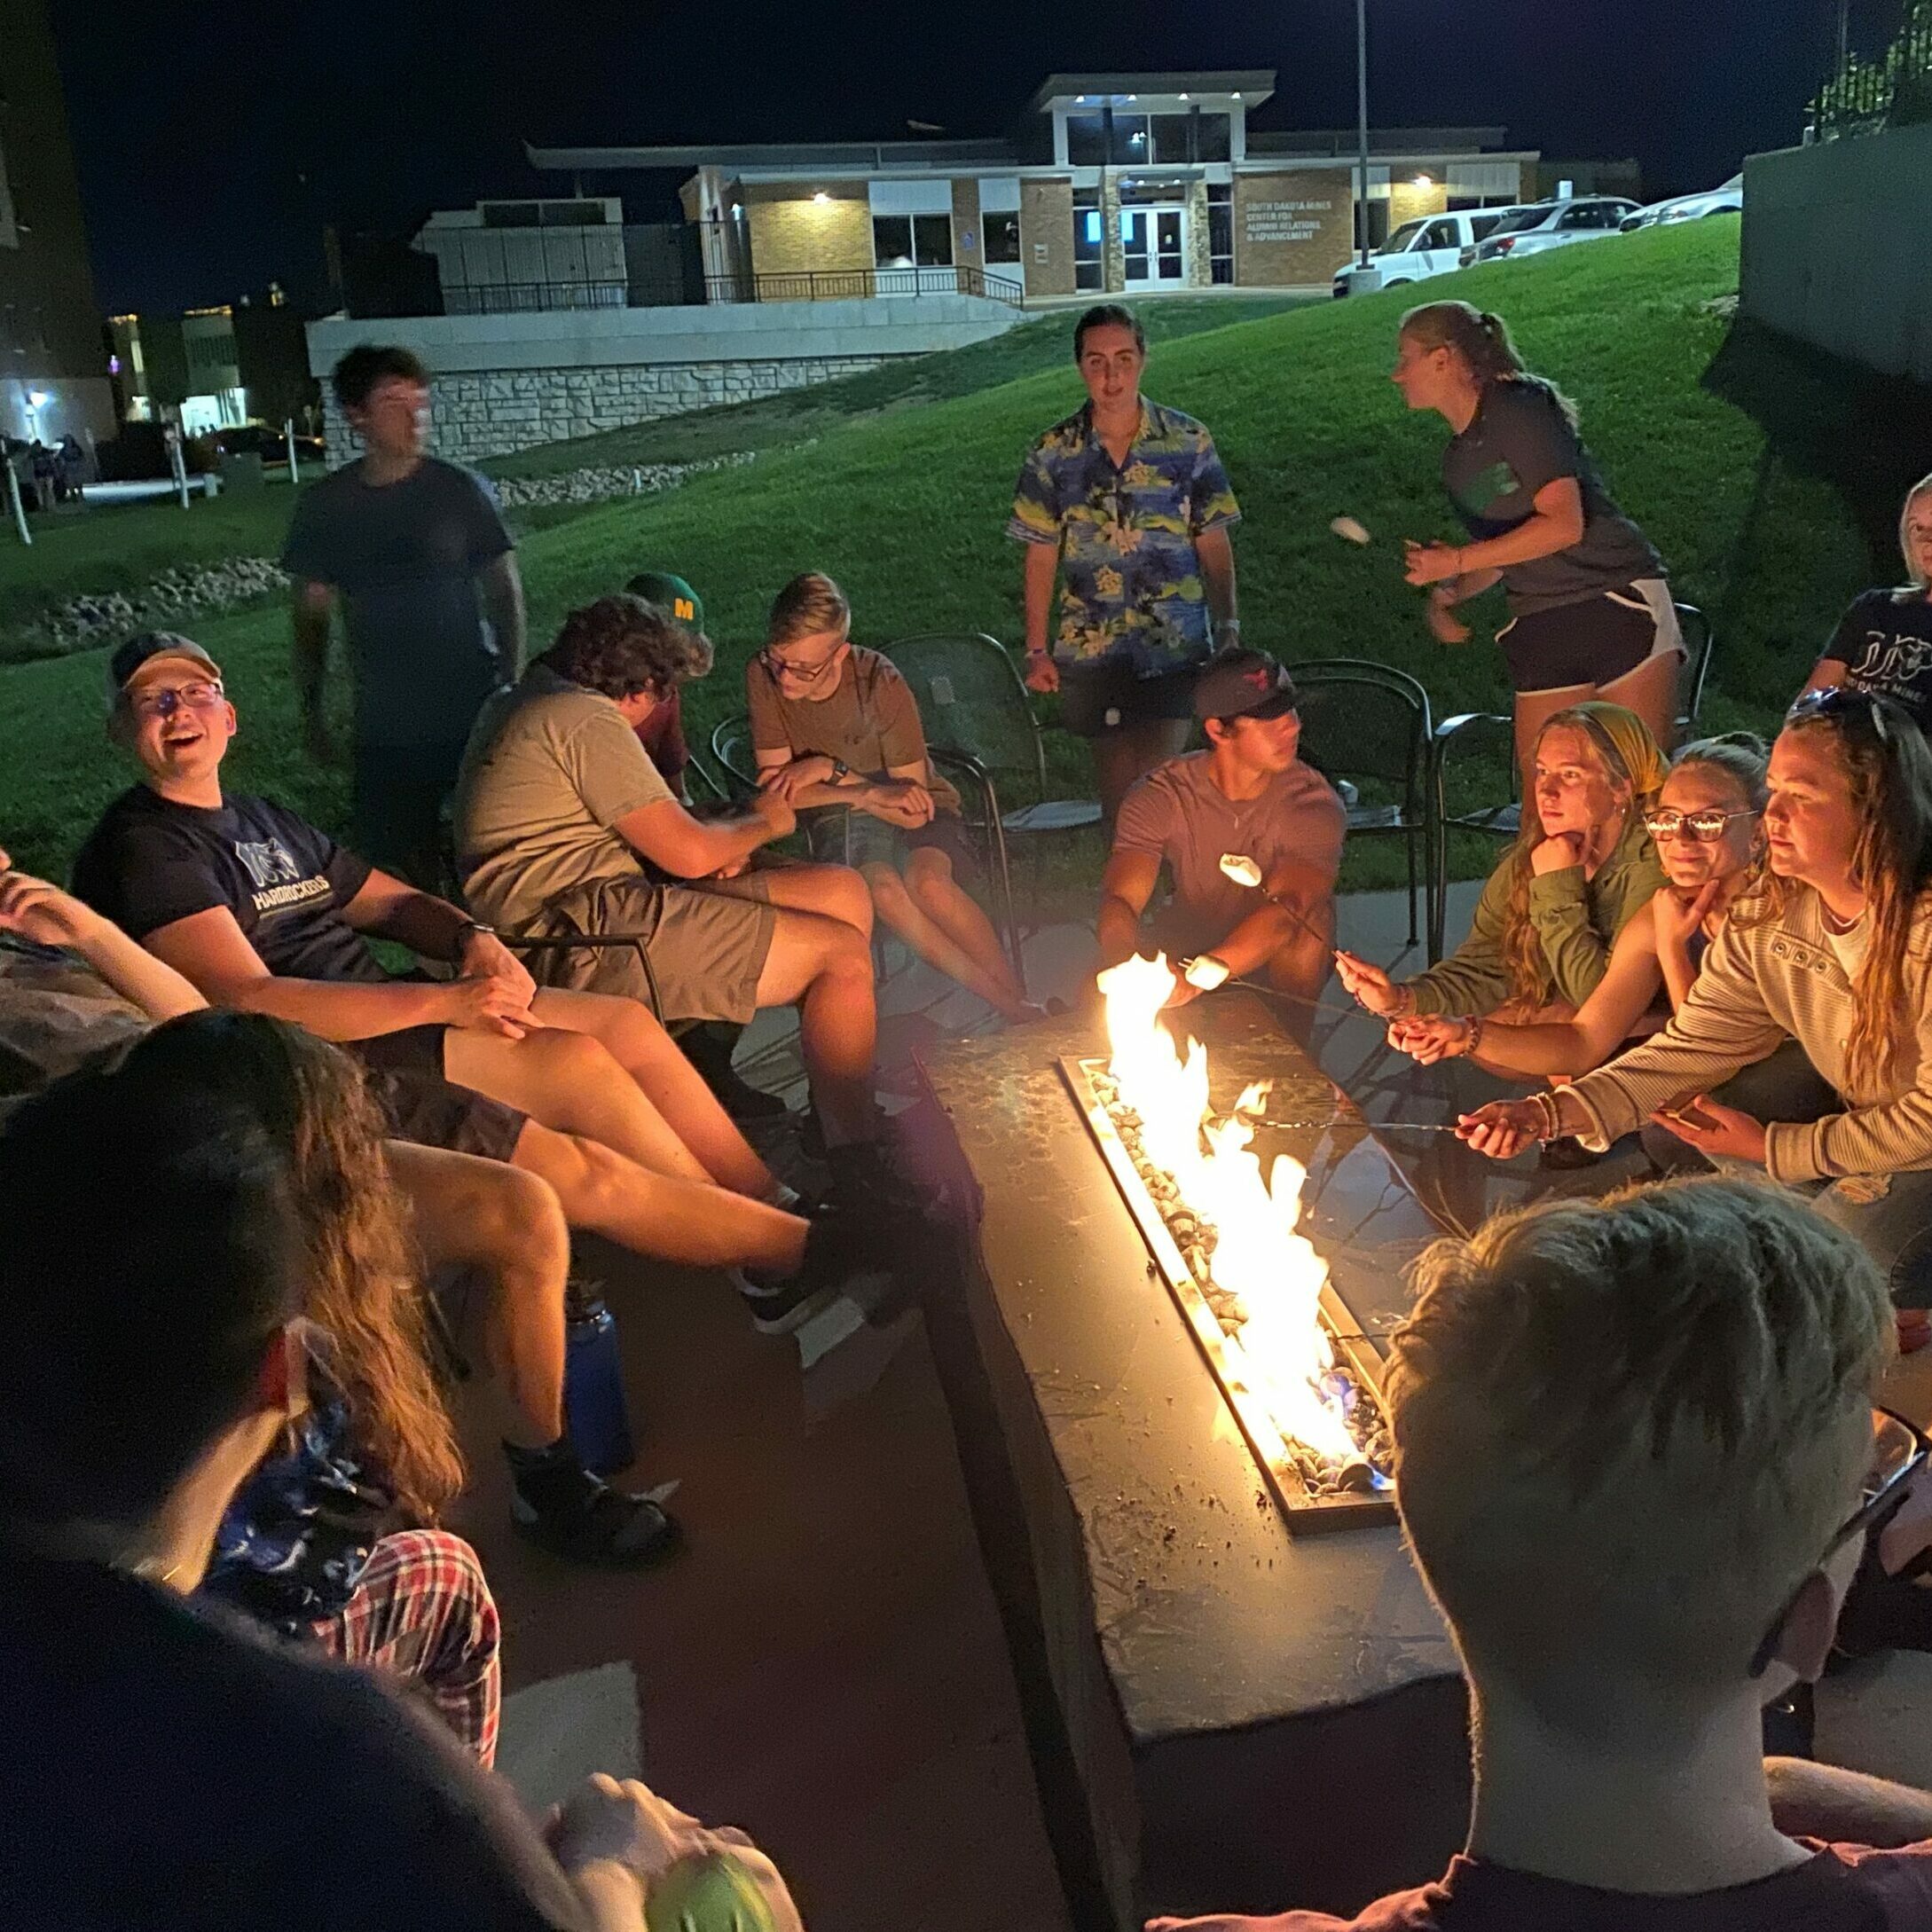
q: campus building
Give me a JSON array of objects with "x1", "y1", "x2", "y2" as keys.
[
  {"x1": 527, "y1": 73, "x2": 1539, "y2": 303},
  {"x1": 0, "y1": 0, "x2": 114, "y2": 452}
]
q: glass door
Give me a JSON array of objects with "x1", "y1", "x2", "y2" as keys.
[{"x1": 1121, "y1": 206, "x2": 1189, "y2": 289}]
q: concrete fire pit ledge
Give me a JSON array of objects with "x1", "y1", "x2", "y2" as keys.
[{"x1": 911, "y1": 994, "x2": 1467, "y2": 1932}]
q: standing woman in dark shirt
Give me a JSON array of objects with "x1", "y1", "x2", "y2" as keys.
[
  {"x1": 1392, "y1": 301, "x2": 1684, "y2": 776},
  {"x1": 1802, "y1": 473, "x2": 1932, "y2": 732}
]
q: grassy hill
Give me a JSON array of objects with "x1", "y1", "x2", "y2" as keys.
[{"x1": 0, "y1": 222, "x2": 1907, "y2": 883}]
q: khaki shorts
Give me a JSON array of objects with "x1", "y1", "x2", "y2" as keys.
[{"x1": 519, "y1": 873, "x2": 777, "y2": 1025}]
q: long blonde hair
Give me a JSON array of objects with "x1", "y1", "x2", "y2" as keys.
[
  {"x1": 1498, "y1": 707, "x2": 1660, "y2": 1004},
  {"x1": 1758, "y1": 693, "x2": 1932, "y2": 1091}
]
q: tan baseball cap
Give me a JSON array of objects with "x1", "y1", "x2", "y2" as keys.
[{"x1": 109, "y1": 631, "x2": 224, "y2": 701}]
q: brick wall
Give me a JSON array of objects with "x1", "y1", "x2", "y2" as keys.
[
  {"x1": 1386, "y1": 180, "x2": 1449, "y2": 232},
  {"x1": 1101, "y1": 178, "x2": 1125, "y2": 293},
  {"x1": 1234, "y1": 168, "x2": 1355, "y2": 286},
  {"x1": 322, "y1": 354, "x2": 891, "y2": 467},
  {"x1": 1185, "y1": 180, "x2": 1212, "y2": 287},
  {"x1": 951, "y1": 177, "x2": 984, "y2": 279},
  {"x1": 743, "y1": 183, "x2": 875, "y2": 283},
  {"x1": 1020, "y1": 177, "x2": 1076, "y2": 298}
]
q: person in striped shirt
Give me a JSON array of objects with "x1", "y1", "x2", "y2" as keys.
[{"x1": 1457, "y1": 685, "x2": 1932, "y2": 1306}]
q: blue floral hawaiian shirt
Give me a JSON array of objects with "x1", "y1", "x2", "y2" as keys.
[{"x1": 1008, "y1": 399, "x2": 1240, "y2": 675}]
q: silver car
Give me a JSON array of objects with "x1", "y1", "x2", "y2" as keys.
[
  {"x1": 1620, "y1": 174, "x2": 1744, "y2": 232},
  {"x1": 1463, "y1": 198, "x2": 1643, "y2": 266}
]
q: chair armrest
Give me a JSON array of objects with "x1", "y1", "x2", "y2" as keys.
[{"x1": 929, "y1": 744, "x2": 1003, "y2": 825}]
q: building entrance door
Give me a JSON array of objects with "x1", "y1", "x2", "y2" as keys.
[{"x1": 1121, "y1": 206, "x2": 1187, "y2": 289}]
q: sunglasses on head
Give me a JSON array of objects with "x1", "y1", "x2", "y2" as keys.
[{"x1": 1787, "y1": 685, "x2": 1892, "y2": 743}]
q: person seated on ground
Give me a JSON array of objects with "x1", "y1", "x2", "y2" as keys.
[
  {"x1": 1336, "y1": 702, "x2": 1666, "y2": 1068},
  {"x1": 455, "y1": 594, "x2": 899, "y2": 1204},
  {"x1": 0, "y1": 852, "x2": 673, "y2": 1567},
  {"x1": 1386, "y1": 732, "x2": 1766, "y2": 1076},
  {"x1": 750, "y1": 570, "x2": 1038, "y2": 1023},
  {"x1": 1154, "y1": 1176, "x2": 1932, "y2": 1932},
  {"x1": 71, "y1": 630, "x2": 883, "y2": 1339},
  {"x1": 1096, "y1": 648, "x2": 1342, "y2": 1028},
  {"x1": 0, "y1": 1033, "x2": 804, "y2": 1932},
  {"x1": 1458, "y1": 687, "x2": 1932, "y2": 1311},
  {"x1": 1802, "y1": 472, "x2": 1932, "y2": 735}
]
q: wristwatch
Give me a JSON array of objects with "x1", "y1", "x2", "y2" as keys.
[
  {"x1": 829, "y1": 758, "x2": 852, "y2": 781},
  {"x1": 452, "y1": 918, "x2": 496, "y2": 961}
]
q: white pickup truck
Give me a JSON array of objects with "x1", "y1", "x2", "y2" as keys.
[{"x1": 1331, "y1": 207, "x2": 1529, "y2": 297}]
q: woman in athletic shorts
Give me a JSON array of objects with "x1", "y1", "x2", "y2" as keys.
[{"x1": 1392, "y1": 300, "x2": 1684, "y2": 774}]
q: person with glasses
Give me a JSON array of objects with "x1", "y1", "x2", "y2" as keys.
[
  {"x1": 73, "y1": 632, "x2": 891, "y2": 1347},
  {"x1": 1337, "y1": 704, "x2": 1667, "y2": 1070},
  {"x1": 746, "y1": 572, "x2": 1039, "y2": 1023},
  {"x1": 1157, "y1": 1177, "x2": 1932, "y2": 1932},
  {"x1": 1385, "y1": 734, "x2": 1767, "y2": 1079},
  {"x1": 457, "y1": 595, "x2": 905, "y2": 1207},
  {"x1": 0, "y1": 1015, "x2": 805, "y2": 1932},
  {"x1": 1009, "y1": 304, "x2": 1242, "y2": 819},
  {"x1": 1458, "y1": 686, "x2": 1932, "y2": 1311},
  {"x1": 1802, "y1": 473, "x2": 1932, "y2": 735}
]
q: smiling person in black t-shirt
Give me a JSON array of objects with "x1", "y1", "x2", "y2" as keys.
[
  {"x1": 72, "y1": 633, "x2": 889, "y2": 1348},
  {"x1": 1802, "y1": 474, "x2": 1932, "y2": 733}
]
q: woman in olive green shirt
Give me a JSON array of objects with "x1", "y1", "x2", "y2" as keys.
[{"x1": 1336, "y1": 703, "x2": 1667, "y2": 1054}]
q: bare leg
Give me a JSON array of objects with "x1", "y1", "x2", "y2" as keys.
[
  {"x1": 523, "y1": 986, "x2": 777, "y2": 1200},
  {"x1": 510, "y1": 1119, "x2": 810, "y2": 1275},
  {"x1": 1261, "y1": 900, "x2": 1335, "y2": 1046},
  {"x1": 892, "y1": 847, "x2": 1029, "y2": 1016},
  {"x1": 751, "y1": 907, "x2": 880, "y2": 1147},
  {"x1": 444, "y1": 1025, "x2": 716, "y2": 1187},
  {"x1": 1512, "y1": 683, "x2": 1593, "y2": 787},
  {"x1": 389, "y1": 1139, "x2": 569, "y2": 1448},
  {"x1": 1601, "y1": 649, "x2": 1682, "y2": 756},
  {"x1": 1092, "y1": 718, "x2": 1190, "y2": 822},
  {"x1": 706, "y1": 860, "x2": 874, "y2": 938}
]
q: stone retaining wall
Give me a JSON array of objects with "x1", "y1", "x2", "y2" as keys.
[{"x1": 323, "y1": 355, "x2": 886, "y2": 467}]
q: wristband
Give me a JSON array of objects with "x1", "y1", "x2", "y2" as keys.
[
  {"x1": 452, "y1": 918, "x2": 495, "y2": 963},
  {"x1": 1025, "y1": 645, "x2": 1050, "y2": 659}
]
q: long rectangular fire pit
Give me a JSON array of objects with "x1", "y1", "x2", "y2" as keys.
[{"x1": 911, "y1": 993, "x2": 1468, "y2": 1932}]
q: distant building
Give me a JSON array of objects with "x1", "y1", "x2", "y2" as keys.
[
  {"x1": 526, "y1": 73, "x2": 1538, "y2": 304},
  {"x1": 111, "y1": 289, "x2": 316, "y2": 435},
  {"x1": 0, "y1": 0, "x2": 114, "y2": 450}
]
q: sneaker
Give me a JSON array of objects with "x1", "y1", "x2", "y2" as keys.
[
  {"x1": 730, "y1": 1205, "x2": 895, "y2": 1336},
  {"x1": 824, "y1": 1141, "x2": 933, "y2": 1222},
  {"x1": 508, "y1": 1457, "x2": 682, "y2": 1567}
]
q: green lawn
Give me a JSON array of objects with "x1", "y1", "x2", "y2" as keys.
[{"x1": 0, "y1": 225, "x2": 1907, "y2": 893}]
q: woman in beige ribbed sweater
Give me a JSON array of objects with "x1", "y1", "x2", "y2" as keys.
[{"x1": 1458, "y1": 686, "x2": 1932, "y2": 1304}]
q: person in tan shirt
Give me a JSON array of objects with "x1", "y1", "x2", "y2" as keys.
[
  {"x1": 1458, "y1": 687, "x2": 1932, "y2": 1306},
  {"x1": 749, "y1": 572, "x2": 1036, "y2": 1021}
]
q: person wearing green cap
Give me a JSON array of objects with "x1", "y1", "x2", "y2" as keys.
[{"x1": 624, "y1": 572, "x2": 703, "y2": 802}]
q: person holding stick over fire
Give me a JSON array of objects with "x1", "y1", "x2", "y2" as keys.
[
  {"x1": 1390, "y1": 301, "x2": 1683, "y2": 777},
  {"x1": 1096, "y1": 650, "x2": 1343, "y2": 1029}
]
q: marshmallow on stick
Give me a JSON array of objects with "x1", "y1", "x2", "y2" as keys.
[{"x1": 1330, "y1": 515, "x2": 1372, "y2": 546}]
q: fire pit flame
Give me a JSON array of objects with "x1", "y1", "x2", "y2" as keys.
[{"x1": 1098, "y1": 954, "x2": 1358, "y2": 1467}]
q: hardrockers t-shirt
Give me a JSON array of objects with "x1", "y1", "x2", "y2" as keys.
[
  {"x1": 71, "y1": 786, "x2": 386, "y2": 983},
  {"x1": 1818, "y1": 588, "x2": 1932, "y2": 733}
]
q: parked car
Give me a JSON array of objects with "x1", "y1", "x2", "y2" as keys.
[
  {"x1": 1462, "y1": 198, "x2": 1642, "y2": 266},
  {"x1": 1620, "y1": 174, "x2": 1744, "y2": 232},
  {"x1": 211, "y1": 422, "x2": 326, "y2": 468},
  {"x1": 1331, "y1": 207, "x2": 1532, "y2": 297}
]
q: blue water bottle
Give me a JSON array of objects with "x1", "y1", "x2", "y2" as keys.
[{"x1": 564, "y1": 1282, "x2": 635, "y2": 1475}]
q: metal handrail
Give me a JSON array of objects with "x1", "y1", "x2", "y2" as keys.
[{"x1": 436, "y1": 263, "x2": 1026, "y2": 316}]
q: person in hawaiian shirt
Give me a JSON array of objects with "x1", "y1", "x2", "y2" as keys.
[{"x1": 1009, "y1": 303, "x2": 1242, "y2": 817}]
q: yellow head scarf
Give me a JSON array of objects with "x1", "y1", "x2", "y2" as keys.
[{"x1": 1560, "y1": 701, "x2": 1669, "y2": 800}]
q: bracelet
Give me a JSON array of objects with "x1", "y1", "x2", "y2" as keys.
[
  {"x1": 452, "y1": 918, "x2": 494, "y2": 963},
  {"x1": 1025, "y1": 645, "x2": 1050, "y2": 658},
  {"x1": 1530, "y1": 1090, "x2": 1562, "y2": 1140},
  {"x1": 1461, "y1": 1013, "x2": 1482, "y2": 1057}
]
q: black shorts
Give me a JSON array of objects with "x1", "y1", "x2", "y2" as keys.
[
  {"x1": 1496, "y1": 582, "x2": 1683, "y2": 695},
  {"x1": 1056, "y1": 659, "x2": 1201, "y2": 737},
  {"x1": 348, "y1": 1025, "x2": 528, "y2": 1164},
  {"x1": 353, "y1": 740, "x2": 470, "y2": 888}
]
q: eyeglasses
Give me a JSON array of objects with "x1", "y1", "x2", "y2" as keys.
[
  {"x1": 127, "y1": 679, "x2": 225, "y2": 721},
  {"x1": 757, "y1": 645, "x2": 844, "y2": 687},
  {"x1": 1748, "y1": 1406, "x2": 1929, "y2": 1678},
  {"x1": 1787, "y1": 684, "x2": 1891, "y2": 743},
  {"x1": 1643, "y1": 806, "x2": 1762, "y2": 843}
]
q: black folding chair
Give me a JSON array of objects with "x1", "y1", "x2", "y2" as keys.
[
  {"x1": 1428, "y1": 710, "x2": 1517, "y2": 961},
  {"x1": 1286, "y1": 658, "x2": 1436, "y2": 957},
  {"x1": 1676, "y1": 602, "x2": 1715, "y2": 737}
]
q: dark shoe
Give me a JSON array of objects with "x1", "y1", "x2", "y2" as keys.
[
  {"x1": 731, "y1": 1204, "x2": 895, "y2": 1335},
  {"x1": 681, "y1": 1020, "x2": 790, "y2": 1122},
  {"x1": 824, "y1": 1141, "x2": 933, "y2": 1222},
  {"x1": 507, "y1": 1454, "x2": 682, "y2": 1567}
]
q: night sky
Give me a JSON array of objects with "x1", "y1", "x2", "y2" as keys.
[{"x1": 51, "y1": 0, "x2": 1869, "y2": 314}]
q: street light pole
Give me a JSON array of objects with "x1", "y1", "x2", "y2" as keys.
[{"x1": 1355, "y1": 0, "x2": 1372, "y2": 270}]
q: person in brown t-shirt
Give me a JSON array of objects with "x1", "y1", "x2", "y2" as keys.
[
  {"x1": 1097, "y1": 649, "x2": 1344, "y2": 1025},
  {"x1": 748, "y1": 572, "x2": 1037, "y2": 1022},
  {"x1": 1153, "y1": 1178, "x2": 1932, "y2": 1932}
]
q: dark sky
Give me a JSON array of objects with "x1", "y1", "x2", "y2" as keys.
[{"x1": 51, "y1": 0, "x2": 1868, "y2": 313}]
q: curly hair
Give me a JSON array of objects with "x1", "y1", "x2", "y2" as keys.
[
  {"x1": 767, "y1": 572, "x2": 852, "y2": 649},
  {"x1": 541, "y1": 593, "x2": 713, "y2": 701},
  {"x1": 1399, "y1": 299, "x2": 1580, "y2": 430},
  {"x1": 120, "y1": 1015, "x2": 464, "y2": 1521}
]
